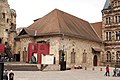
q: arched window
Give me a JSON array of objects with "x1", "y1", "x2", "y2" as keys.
[
  {"x1": 83, "y1": 50, "x2": 87, "y2": 63},
  {"x1": 116, "y1": 51, "x2": 120, "y2": 62},
  {"x1": 106, "y1": 51, "x2": 111, "y2": 62},
  {"x1": 2, "y1": 13, "x2": 5, "y2": 18},
  {"x1": 71, "y1": 49, "x2": 75, "y2": 64}
]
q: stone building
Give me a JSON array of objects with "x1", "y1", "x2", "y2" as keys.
[
  {"x1": 102, "y1": 0, "x2": 120, "y2": 66},
  {"x1": 16, "y1": 9, "x2": 103, "y2": 67},
  {"x1": 0, "y1": 0, "x2": 16, "y2": 53}
]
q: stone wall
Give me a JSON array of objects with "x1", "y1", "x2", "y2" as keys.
[
  {"x1": 35, "y1": 35, "x2": 104, "y2": 67},
  {"x1": 0, "y1": 0, "x2": 11, "y2": 43},
  {"x1": 17, "y1": 34, "x2": 103, "y2": 67},
  {"x1": 0, "y1": 0, "x2": 16, "y2": 54},
  {"x1": 18, "y1": 37, "x2": 35, "y2": 62}
]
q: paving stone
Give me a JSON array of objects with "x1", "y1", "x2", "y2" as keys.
[{"x1": 8, "y1": 66, "x2": 120, "y2": 80}]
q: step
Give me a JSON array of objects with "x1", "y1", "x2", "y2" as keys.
[
  {"x1": 42, "y1": 64, "x2": 60, "y2": 71},
  {"x1": 4, "y1": 64, "x2": 39, "y2": 71}
]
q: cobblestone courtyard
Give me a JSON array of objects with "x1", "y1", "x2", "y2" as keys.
[{"x1": 10, "y1": 67, "x2": 120, "y2": 80}]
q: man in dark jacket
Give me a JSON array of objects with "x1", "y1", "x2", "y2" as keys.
[{"x1": 9, "y1": 70, "x2": 14, "y2": 80}]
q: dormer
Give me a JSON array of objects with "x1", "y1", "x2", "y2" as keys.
[{"x1": 111, "y1": 0, "x2": 120, "y2": 8}]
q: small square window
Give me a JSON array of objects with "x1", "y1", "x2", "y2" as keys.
[
  {"x1": 5, "y1": 29, "x2": 8, "y2": 32},
  {"x1": 7, "y1": 18, "x2": 9, "y2": 23}
]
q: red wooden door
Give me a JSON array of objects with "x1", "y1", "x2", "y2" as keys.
[{"x1": 37, "y1": 43, "x2": 49, "y2": 64}]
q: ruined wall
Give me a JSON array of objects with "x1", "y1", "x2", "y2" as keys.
[{"x1": 0, "y1": 0, "x2": 11, "y2": 43}]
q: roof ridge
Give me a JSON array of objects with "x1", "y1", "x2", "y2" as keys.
[{"x1": 55, "y1": 9, "x2": 61, "y2": 33}]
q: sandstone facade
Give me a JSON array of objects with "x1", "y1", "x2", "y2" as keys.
[
  {"x1": 0, "y1": 0, "x2": 16, "y2": 53},
  {"x1": 102, "y1": 0, "x2": 120, "y2": 66}
]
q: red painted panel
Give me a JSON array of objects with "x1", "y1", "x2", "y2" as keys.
[
  {"x1": 28, "y1": 43, "x2": 50, "y2": 64},
  {"x1": 37, "y1": 43, "x2": 50, "y2": 64},
  {"x1": 0, "y1": 44, "x2": 5, "y2": 53},
  {"x1": 28, "y1": 43, "x2": 37, "y2": 62}
]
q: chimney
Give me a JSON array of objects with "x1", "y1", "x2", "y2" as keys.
[{"x1": 35, "y1": 30, "x2": 37, "y2": 36}]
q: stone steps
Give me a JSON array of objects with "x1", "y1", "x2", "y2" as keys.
[
  {"x1": 4, "y1": 64, "x2": 39, "y2": 71},
  {"x1": 4, "y1": 62, "x2": 60, "y2": 71}
]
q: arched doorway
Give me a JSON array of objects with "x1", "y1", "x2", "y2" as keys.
[{"x1": 93, "y1": 55, "x2": 98, "y2": 66}]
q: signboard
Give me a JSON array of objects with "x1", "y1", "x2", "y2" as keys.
[
  {"x1": 42, "y1": 54, "x2": 54, "y2": 64},
  {"x1": 0, "y1": 44, "x2": 4, "y2": 53}
]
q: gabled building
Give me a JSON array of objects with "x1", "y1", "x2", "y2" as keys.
[{"x1": 16, "y1": 9, "x2": 103, "y2": 67}]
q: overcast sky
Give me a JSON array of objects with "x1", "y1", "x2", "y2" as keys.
[{"x1": 8, "y1": 0, "x2": 106, "y2": 28}]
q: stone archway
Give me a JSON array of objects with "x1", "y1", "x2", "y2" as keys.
[{"x1": 93, "y1": 55, "x2": 98, "y2": 66}]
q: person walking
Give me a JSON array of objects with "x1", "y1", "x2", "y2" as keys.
[
  {"x1": 105, "y1": 65, "x2": 110, "y2": 76},
  {"x1": 113, "y1": 67, "x2": 117, "y2": 77},
  {"x1": 9, "y1": 70, "x2": 14, "y2": 80},
  {"x1": 3, "y1": 69, "x2": 8, "y2": 80}
]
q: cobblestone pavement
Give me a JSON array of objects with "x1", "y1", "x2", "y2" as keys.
[{"x1": 9, "y1": 67, "x2": 120, "y2": 80}]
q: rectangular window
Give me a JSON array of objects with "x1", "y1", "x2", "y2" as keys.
[
  {"x1": 119, "y1": 31, "x2": 120, "y2": 40},
  {"x1": 106, "y1": 18, "x2": 108, "y2": 24},
  {"x1": 118, "y1": 16, "x2": 120, "y2": 23},
  {"x1": 108, "y1": 17, "x2": 111, "y2": 24},
  {"x1": 2, "y1": 13, "x2": 5, "y2": 18},
  {"x1": 115, "y1": 16, "x2": 118, "y2": 23},
  {"x1": 106, "y1": 17, "x2": 111, "y2": 24},
  {"x1": 106, "y1": 32, "x2": 108, "y2": 40},
  {"x1": 116, "y1": 31, "x2": 119, "y2": 40},
  {"x1": 118, "y1": 1, "x2": 120, "y2": 6},
  {"x1": 114, "y1": 1, "x2": 117, "y2": 7},
  {"x1": 109, "y1": 32, "x2": 112, "y2": 40},
  {"x1": 7, "y1": 18, "x2": 9, "y2": 23}
]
